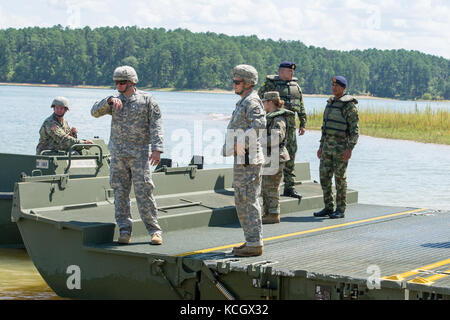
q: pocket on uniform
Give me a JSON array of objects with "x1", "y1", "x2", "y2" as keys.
[
  {"x1": 233, "y1": 172, "x2": 258, "y2": 187},
  {"x1": 110, "y1": 159, "x2": 127, "y2": 189},
  {"x1": 143, "y1": 161, "x2": 155, "y2": 189}
]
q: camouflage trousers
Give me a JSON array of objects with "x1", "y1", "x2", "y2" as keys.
[
  {"x1": 283, "y1": 128, "x2": 297, "y2": 190},
  {"x1": 262, "y1": 163, "x2": 285, "y2": 215},
  {"x1": 233, "y1": 164, "x2": 263, "y2": 247},
  {"x1": 110, "y1": 155, "x2": 162, "y2": 236},
  {"x1": 319, "y1": 146, "x2": 349, "y2": 212}
]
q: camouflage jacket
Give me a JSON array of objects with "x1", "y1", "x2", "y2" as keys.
[
  {"x1": 319, "y1": 94, "x2": 359, "y2": 150},
  {"x1": 91, "y1": 89, "x2": 164, "y2": 157},
  {"x1": 222, "y1": 89, "x2": 266, "y2": 165},
  {"x1": 263, "y1": 109, "x2": 294, "y2": 163},
  {"x1": 258, "y1": 75, "x2": 307, "y2": 129},
  {"x1": 36, "y1": 114, "x2": 82, "y2": 155}
]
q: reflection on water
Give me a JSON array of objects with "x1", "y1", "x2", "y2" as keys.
[{"x1": 0, "y1": 249, "x2": 61, "y2": 300}]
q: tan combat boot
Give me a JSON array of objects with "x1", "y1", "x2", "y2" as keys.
[
  {"x1": 262, "y1": 213, "x2": 280, "y2": 224},
  {"x1": 232, "y1": 244, "x2": 263, "y2": 257},
  {"x1": 151, "y1": 233, "x2": 163, "y2": 245},
  {"x1": 232, "y1": 242, "x2": 246, "y2": 251},
  {"x1": 118, "y1": 233, "x2": 131, "y2": 244}
]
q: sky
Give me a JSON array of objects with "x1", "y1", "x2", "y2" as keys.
[{"x1": 0, "y1": 0, "x2": 449, "y2": 59}]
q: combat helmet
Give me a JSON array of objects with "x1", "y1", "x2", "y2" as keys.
[
  {"x1": 113, "y1": 66, "x2": 139, "y2": 84},
  {"x1": 262, "y1": 91, "x2": 281, "y2": 102},
  {"x1": 51, "y1": 96, "x2": 70, "y2": 110},
  {"x1": 233, "y1": 64, "x2": 258, "y2": 85}
]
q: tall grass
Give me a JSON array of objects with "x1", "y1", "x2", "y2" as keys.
[{"x1": 306, "y1": 107, "x2": 450, "y2": 145}]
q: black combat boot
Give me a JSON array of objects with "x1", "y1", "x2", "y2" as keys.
[
  {"x1": 329, "y1": 209, "x2": 345, "y2": 219},
  {"x1": 313, "y1": 208, "x2": 333, "y2": 217},
  {"x1": 283, "y1": 188, "x2": 302, "y2": 200}
]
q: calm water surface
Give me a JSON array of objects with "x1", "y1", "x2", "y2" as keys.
[{"x1": 0, "y1": 85, "x2": 449, "y2": 299}]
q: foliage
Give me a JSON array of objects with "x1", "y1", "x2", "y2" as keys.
[
  {"x1": 0, "y1": 26, "x2": 448, "y2": 100},
  {"x1": 307, "y1": 108, "x2": 450, "y2": 145}
]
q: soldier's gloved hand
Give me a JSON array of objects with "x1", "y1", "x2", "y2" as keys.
[
  {"x1": 71, "y1": 127, "x2": 78, "y2": 136},
  {"x1": 342, "y1": 149, "x2": 352, "y2": 161},
  {"x1": 317, "y1": 148, "x2": 322, "y2": 159},
  {"x1": 149, "y1": 150, "x2": 161, "y2": 166},
  {"x1": 108, "y1": 97, "x2": 123, "y2": 111}
]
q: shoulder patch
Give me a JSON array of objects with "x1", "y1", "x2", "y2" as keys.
[
  {"x1": 50, "y1": 124, "x2": 58, "y2": 131},
  {"x1": 252, "y1": 107, "x2": 262, "y2": 114},
  {"x1": 152, "y1": 103, "x2": 161, "y2": 116}
]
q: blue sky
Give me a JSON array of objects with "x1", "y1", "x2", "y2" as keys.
[{"x1": 0, "y1": 0, "x2": 449, "y2": 59}]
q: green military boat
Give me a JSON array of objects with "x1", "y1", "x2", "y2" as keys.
[
  {"x1": 10, "y1": 160, "x2": 450, "y2": 300},
  {"x1": 0, "y1": 139, "x2": 110, "y2": 248}
]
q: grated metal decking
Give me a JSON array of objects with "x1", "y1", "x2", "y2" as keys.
[{"x1": 87, "y1": 204, "x2": 450, "y2": 297}]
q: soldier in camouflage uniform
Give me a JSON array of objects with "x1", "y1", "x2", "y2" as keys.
[
  {"x1": 314, "y1": 76, "x2": 359, "y2": 219},
  {"x1": 36, "y1": 96, "x2": 93, "y2": 155},
  {"x1": 258, "y1": 61, "x2": 306, "y2": 200},
  {"x1": 223, "y1": 64, "x2": 266, "y2": 257},
  {"x1": 91, "y1": 66, "x2": 164, "y2": 245},
  {"x1": 261, "y1": 91, "x2": 294, "y2": 224}
]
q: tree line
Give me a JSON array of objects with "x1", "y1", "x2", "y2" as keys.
[{"x1": 0, "y1": 26, "x2": 448, "y2": 100}]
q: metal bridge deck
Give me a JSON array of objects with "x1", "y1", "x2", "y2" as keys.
[{"x1": 86, "y1": 204, "x2": 450, "y2": 292}]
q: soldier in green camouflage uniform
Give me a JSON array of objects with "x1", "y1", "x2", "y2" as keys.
[
  {"x1": 258, "y1": 61, "x2": 306, "y2": 200},
  {"x1": 260, "y1": 91, "x2": 294, "y2": 224},
  {"x1": 91, "y1": 66, "x2": 164, "y2": 245},
  {"x1": 36, "y1": 96, "x2": 93, "y2": 155},
  {"x1": 314, "y1": 76, "x2": 359, "y2": 219},
  {"x1": 223, "y1": 64, "x2": 266, "y2": 257}
]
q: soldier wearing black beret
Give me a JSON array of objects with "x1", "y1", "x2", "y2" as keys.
[{"x1": 258, "y1": 61, "x2": 307, "y2": 200}]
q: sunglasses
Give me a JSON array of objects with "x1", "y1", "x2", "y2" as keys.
[
  {"x1": 233, "y1": 80, "x2": 244, "y2": 85},
  {"x1": 115, "y1": 80, "x2": 128, "y2": 85}
]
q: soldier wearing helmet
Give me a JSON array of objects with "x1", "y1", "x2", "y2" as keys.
[
  {"x1": 36, "y1": 96, "x2": 93, "y2": 155},
  {"x1": 91, "y1": 65, "x2": 164, "y2": 246},
  {"x1": 260, "y1": 91, "x2": 294, "y2": 225},
  {"x1": 222, "y1": 64, "x2": 266, "y2": 257}
]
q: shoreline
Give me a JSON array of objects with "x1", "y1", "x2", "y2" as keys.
[
  {"x1": 306, "y1": 128, "x2": 450, "y2": 147},
  {"x1": 0, "y1": 82, "x2": 112, "y2": 90},
  {"x1": 1, "y1": 82, "x2": 447, "y2": 102}
]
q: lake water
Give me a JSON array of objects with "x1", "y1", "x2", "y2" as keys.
[{"x1": 0, "y1": 85, "x2": 449, "y2": 299}]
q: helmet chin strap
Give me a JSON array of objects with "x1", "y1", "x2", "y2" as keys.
[
  {"x1": 236, "y1": 83, "x2": 252, "y2": 96},
  {"x1": 118, "y1": 81, "x2": 134, "y2": 94}
]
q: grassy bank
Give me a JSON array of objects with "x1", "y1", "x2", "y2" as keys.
[{"x1": 306, "y1": 108, "x2": 450, "y2": 145}]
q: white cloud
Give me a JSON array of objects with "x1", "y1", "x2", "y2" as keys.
[
  {"x1": 0, "y1": 4, "x2": 33, "y2": 28},
  {"x1": 0, "y1": 0, "x2": 449, "y2": 58}
]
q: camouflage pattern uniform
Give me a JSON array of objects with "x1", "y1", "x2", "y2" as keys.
[
  {"x1": 91, "y1": 89, "x2": 164, "y2": 237},
  {"x1": 36, "y1": 114, "x2": 85, "y2": 155},
  {"x1": 319, "y1": 94, "x2": 359, "y2": 212},
  {"x1": 261, "y1": 108, "x2": 293, "y2": 216},
  {"x1": 223, "y1": 89, "x2": 266, "y2": 247},
  {"x1": 258, "y1": 76, "x2": 306, "y2": 191}
]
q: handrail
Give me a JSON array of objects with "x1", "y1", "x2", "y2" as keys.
[
  {"x1": 65, "y1": 144, "x2": 103, "y2": 173},
  {"x1": 39, "y1": 150, "x2": 66, "y2": 156}
]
